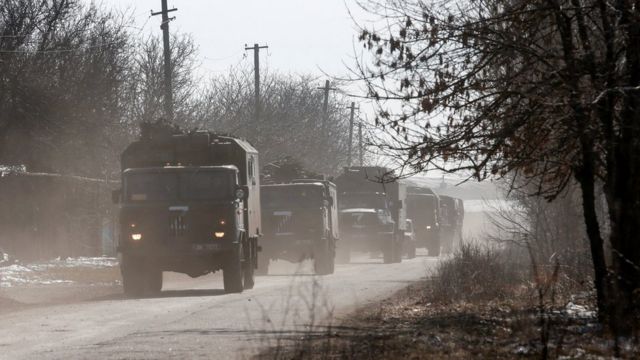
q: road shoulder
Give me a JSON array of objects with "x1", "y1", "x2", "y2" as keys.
[{"x1": 255, "y1": 279, "x2": 632, "y2": 359}]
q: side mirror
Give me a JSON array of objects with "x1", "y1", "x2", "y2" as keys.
[
  {"x1": 235, "y1": 185, "x2": 249, "y2": 200},
  {"x1": 325, "y1": 196, "x2": 334, "y2": 207},
  {"x1": 111, "y1": 189, "x2": 121, "y2": 204}
]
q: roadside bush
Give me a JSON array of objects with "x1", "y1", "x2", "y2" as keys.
[{"x1": 430, "y1": 242, "x2": 524, "y2": 302}]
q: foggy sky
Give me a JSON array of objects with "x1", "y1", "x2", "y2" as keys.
[{"x1": 102, "y1": 0, "x2": 365, "y2": 77}]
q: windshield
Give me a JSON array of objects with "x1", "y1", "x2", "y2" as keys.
[
  {"x1": 339, "y1": 192, "x2": 387, "y2": 210},
  {"x1": 407, "y1": 196, "x2": 438, "y2": 225},
  {"x1": 261, "y1": 186, "x2": 324, "y2": 209},
  {"x1": 340, "y1": 212, "x2": 381, "y2": 228},
  {"x1": 125, "y1": 171, "x2": 234, "y2": 202}
]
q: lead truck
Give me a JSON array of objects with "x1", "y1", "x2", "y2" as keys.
[{"x1": 112, "y1": 130, "x2": 261, "y2": 296}]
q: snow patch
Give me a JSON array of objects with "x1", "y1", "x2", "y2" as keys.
[{"x1": 0, "y1": 256, "x2": 117, "y2": 287}]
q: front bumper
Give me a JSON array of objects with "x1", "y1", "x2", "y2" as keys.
[
  {"x1": 260, "y1": 234, "x2": 324, "y2": 261},
  {"x1": 341, "y1": 231, "x2": 393, "y2": 252}
]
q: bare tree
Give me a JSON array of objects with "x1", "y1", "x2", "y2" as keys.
[
  {"x1": 353, "y1": 0, "x2": 640, "y2": 332},
  {"x1": 195, "y1": 67, "x2": 352, "y2": 174}
]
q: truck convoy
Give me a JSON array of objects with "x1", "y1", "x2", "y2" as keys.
[
  {"x1": 258, "y1": 179, "x2": 338, "y2": 275},
  {"x1": 334, "y1": 166, "x2": 408, "y2": 264},
  {"x1": 112, "y1": 130, "x2": 261, "y2": 296}
]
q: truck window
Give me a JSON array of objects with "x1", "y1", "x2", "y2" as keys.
[
  {"x1": 248, "y1": 156, "x2": 255, "y2": 180},
  {"x1": 339, "y1": 192, "x2": 387, "y2": 210},
  {"x1": 262, "y1": 186, "x2": 323, "y2": 209},
  {"x1": 180, "y1": 172, "x2": 233, "y2": 200},
  {"x1": 125, "y1": 173, "x2": 178, "y2": 201},
  {"x1": 124, "y1": 171, "x2": 233, "y2": 201}
]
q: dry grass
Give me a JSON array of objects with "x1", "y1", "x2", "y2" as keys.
[
  {"x1": 430, "y1": 242, "x2": 525, "y2": 302},
  {"x1": 257, "y1": 243, "x2": 638, "y2": 359}
]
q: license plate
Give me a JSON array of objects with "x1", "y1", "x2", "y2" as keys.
[{"x1": 192, "y1": 243, "x2": 220, "y2": 251}]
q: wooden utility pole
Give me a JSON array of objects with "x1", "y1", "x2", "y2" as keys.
[
  {"x1": 358, "y1": 122, "x2": 363, "y2": 166},
  {"x1": 347, "y1": 102, "x2": 358, "y2": 166},
  {"x1": 151, "y1": 0, "x2": 177, "y2": 121},
  {"x1": 317, "y1": 80, "x2": 337, "y2": 140},
  {"x1": 245, "y1": 43, "x2": 268, "y2": 123}
]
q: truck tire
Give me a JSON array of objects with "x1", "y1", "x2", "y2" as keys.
[
  {"x1": 146, "y1": 268, "x2": 163, "y2": 295},
  {"x1": 407, "y1": 242, "x2": 417, "y2": 259},
  {"x1": 393, "y1": 240, "x2": 403, "y2": 263},
  {"x1": 121, "y1": 257, "x2": 144, "y2": 297},
  {"x1": 243, "y1": 239, "x2": 255, "y2": 290},
  {"x1": 427, "y1": 237, "x2": 441, "y2": 257},
  {"x1": 223, "y1": 246, "x2": 244, "y2": 294},
  {"x1": 383, "y1": 240, "x2": 394, "y2": 264},
  {"x1": 255, "y1": 255, "x2": 269, "y2": 276},
  {"x1": 314, "y1": 242, "x2": 335, "y2": 275},
  {"x1": 121, "y1": 256, "x2": 161, "y2": 297}
]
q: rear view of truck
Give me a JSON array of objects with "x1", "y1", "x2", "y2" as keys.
[{"x1": 113, "y1": 130, "x2": 261, "y2": 296}]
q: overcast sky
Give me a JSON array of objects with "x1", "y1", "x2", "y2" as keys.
[{"x1": 102, "y1": 0, "x2": 367, "y2": 78}]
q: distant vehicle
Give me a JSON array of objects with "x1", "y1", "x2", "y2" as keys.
[
  {"x1": 406, "y1": 189, "x2": 441, "y2": 256},
  {"x1": 438, "y1": 195, "x2": 464, "y2": 253},
  {"x1": 335, "y1": 167, "x2": 407, "y2": 264},
  {"x1": 404, "y1": 219, "x2": 417, "y2": 259},
  {"x1": 258, "y1": 179, "x2": 338, "y2": 275},
  {"x1": 112, "y1": 131, "x2": 261, "y2": 296}
]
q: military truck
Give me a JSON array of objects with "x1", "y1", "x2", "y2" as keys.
[
  {"x1": 406, "y1": 186, "x2": 441, "y2": 256},
  {"x1": 258, "y1": 179, "x2": 338, "y2": 275},
  {"x1": 438, "y1": 195, "x2": 464, "y2": 253},
  {"x1": 334, "y1": 167, "x2": 406, "y2": 264},
  {"x1": 112, "y1": 130, "x2": 261, "y2": 296}
]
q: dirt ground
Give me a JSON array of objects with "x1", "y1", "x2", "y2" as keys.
[{"x1": 256, "y1": 281, "x2": 639, "y2": 359}]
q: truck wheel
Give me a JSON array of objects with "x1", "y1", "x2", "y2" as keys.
[
  {"x1": 383, "y1": 240, "x2": 394, "y2": 264},
  {"x1": 121, "y1": 255, "x2": 154, "y2": 297},
  {"x1": 314, "y1": 243, "x2": 335, "y2": 275},
  {"x1": 146, "y1": 267, "x2": 163, "y2": 295},
  {"x1": 223, "y1": 246, "x2": 244, "y2": 294},
  {"x1": 427, "y1": 236, "x2": 441, "y2": 257},
  {"x1": 243, "y1": 240, "x2": 255, "y2": 290},
  {"x1": 407, "y1": 242, "x2": 417, "y2": 259},
  {"x1": 255, "y1": 255, "x2": 269, "y2": 276},
  {"x1": 393, "y1": 241, "x2": 403, "y2": 263}
]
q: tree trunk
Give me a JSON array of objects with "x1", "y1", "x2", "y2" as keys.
[{"x1": 576, "y1": 147, "x2": 609, "y2": 324}]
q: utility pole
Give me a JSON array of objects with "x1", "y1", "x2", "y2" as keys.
[
  {"x1": 245, "y1": 43, "x2": 268, "y2": 123},
  {"x1": 358, "y1": 122, "x2": 363, "y2": 166},
  {"x1": 347, "y1": 102, "x2": 358, "y2": 166},
  {"x1": 151, "y1": 0, "x2": 177, "y2": 121},
  {"x1": 317, "y1": 80, "x2": 337, "y2": 140}
]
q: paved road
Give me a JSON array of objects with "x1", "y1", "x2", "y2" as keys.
[{"x1": 0, "y1": 252, "x2": 436, "y2": 359}]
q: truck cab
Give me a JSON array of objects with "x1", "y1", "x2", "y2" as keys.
[
  {"x1": 406, "y1": 192, "x2": 441, "y2": 256},
  {"x1": 335, "y1": 167, "x2": 407, "y2": 264},
  {"x1": 114, "y1": 131, "x2": 260, "y2": 296},
  {"x1": 259, "y1": 180, "x2": 338, "y2": 275}
]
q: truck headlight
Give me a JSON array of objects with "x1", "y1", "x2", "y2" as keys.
[
  {"x1": 214, "y1": 232, "x2": 225, "y2": 238},
  {"x1": 131, "y1": 233, "x2": 142, "y2": 241},
  {"x1": 426, "y1": 226, "x2": 431, "y2": 230}
]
